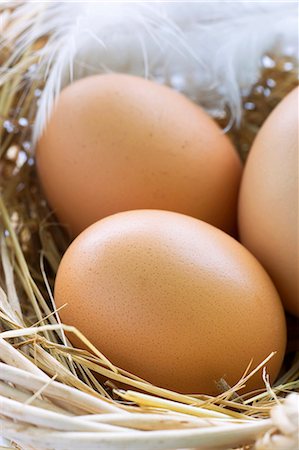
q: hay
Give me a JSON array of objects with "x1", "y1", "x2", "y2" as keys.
[{"x1": 0, "y1": 3, "x2": 298, "y2": 450}]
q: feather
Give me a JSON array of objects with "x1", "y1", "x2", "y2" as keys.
[{"x1": 4, "y1": 1, "x2": 298, "y2": 144}]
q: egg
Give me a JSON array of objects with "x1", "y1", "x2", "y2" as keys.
[
  {"x1": 238, "y1": 87, "x2": 298, "y2": 317},
  {"x1": 36, "y1": 74, "x2": 242, "y2": 237},
  {"x1": 54, "y1": 210, "x2": 286, "y2": 394}
]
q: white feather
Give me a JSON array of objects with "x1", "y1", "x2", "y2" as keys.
[{"x1": 4, "y1": 1, "x2": 298, "y2": 144}]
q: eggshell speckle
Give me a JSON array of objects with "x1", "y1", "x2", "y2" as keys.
[
  {"x1": 239, "y1": 87, "x2": 299, "y2": 317},
  {"x1": 36, "y1": 74, "x2": 242, "y2": 237},
  {"x1": 55, "y1": 210, "x2": 286, "y2": 394}
]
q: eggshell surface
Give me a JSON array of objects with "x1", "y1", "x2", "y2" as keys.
[
  {"x1": 36, "y1": 74, "x2": 242, "y2": 237},
  {"x1": 54, "y1": 210, "x2": 286, "y2": 394},
  {"x1": 239, "y1": 87, "x2": 299, "y2": 317}
]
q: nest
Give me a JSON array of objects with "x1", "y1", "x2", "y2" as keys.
[{"x1": 0, "y1": 3, "x2": 298, "y2": 450}]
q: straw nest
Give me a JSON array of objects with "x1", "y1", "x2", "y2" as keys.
[{"x1": 0, "y1": 3, "x2": 298, "y2": 450}]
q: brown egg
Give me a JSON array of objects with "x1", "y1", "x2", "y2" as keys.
[
  {"x1": 54, "y1": 210, "x2": 286, "y2": 395},
  {"x1": 239, "y1": 87, "x2": 298, "y2": 317},
  {"x1": 36, "y1": 74, "x2": 242, "y2": 237}
]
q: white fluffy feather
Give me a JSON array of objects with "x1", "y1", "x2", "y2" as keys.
[{"x1": 5, "y1": 1, "x2": 298, "y2": 143}]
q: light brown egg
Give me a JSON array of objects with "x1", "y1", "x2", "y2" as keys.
[
  {"x1": 36, "y1": 74, "x2": 242, "y2": 237},
  {"x1": 54, "y1": 210, "x2": 286, "y2": 395},
  {"x1": 239, "y1": 87, "x2": 298, "y2": 317}
]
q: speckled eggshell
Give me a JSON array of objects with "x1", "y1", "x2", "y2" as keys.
[
  {"x1": 36, "y1": 74, "x2": 242, "y2": 237},
  {"x1": 239, "y1": 87, "x2": 298, "y2": 317},
  {"x1": 54, "y1": 210, "x2": 286, "y2": 395}
]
